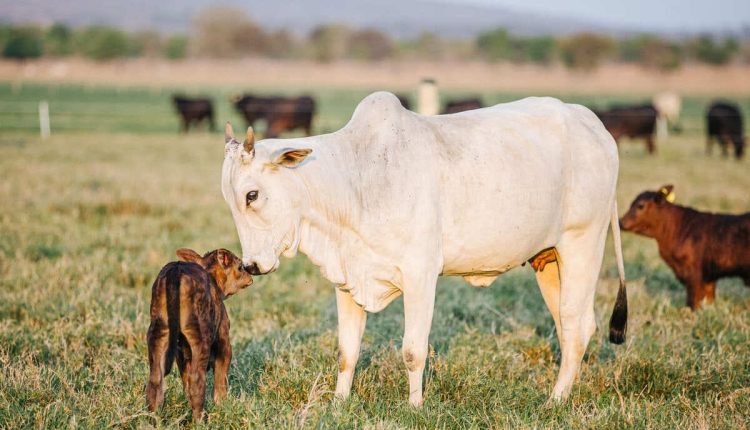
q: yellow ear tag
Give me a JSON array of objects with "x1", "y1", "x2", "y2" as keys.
[{"x1": 665, "y1": 192, "x2": 675, "y2": 203}]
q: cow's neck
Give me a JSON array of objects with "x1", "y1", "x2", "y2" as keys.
[{"x1": 291, "y1": 134, "x2": 359, "y2": 284}]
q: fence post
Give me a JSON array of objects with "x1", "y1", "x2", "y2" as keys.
[{"x1": 39, "y1": 101, "x2": 51, "y2": 139}]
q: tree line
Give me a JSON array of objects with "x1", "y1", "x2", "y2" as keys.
[{"x1": 1, "y1": 6, "x2": 747, "y2": 71}]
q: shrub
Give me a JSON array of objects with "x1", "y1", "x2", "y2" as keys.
[{"x1": 2, "y1": 26, "x2": 43, "y2": 59}]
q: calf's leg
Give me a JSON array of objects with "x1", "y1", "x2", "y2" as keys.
[
  {"x1": 213, "y1": 322, "x2": 232, "y2": 403},
  {"x1": 334, "y1": 288, "x2": 367, "y2": 400},
  {"x1": 146, "y1": 321, "x2": 169, "y2": 412},
  {"x1": 686, "y1": 279, "x2": 707, "y2": 310},
  {"x1": 187, "y1": 344, "x2": 209, "y2": 422}
]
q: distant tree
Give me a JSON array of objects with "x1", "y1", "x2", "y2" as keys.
[
  {"x1": 519, "y1": 36, "x2": 556, "y2": 64},
  {"x1": 347, "y1": 28, "x2": 394, "y2": 61},
  {"x1": 132, "y1": 30, "x2": 163, "y2": 58},
  {"x1": 308, "y1": 24, "x2": 351, "y2": 62},
  {"x1": 265, "y1": 29, "x2": 298, "y2": 59},
  {"x1": 688, "y1": 35, "x2": 738, "y2": 65},
  {"x1": 476, "y1": 28, "x2": 512, "y2": 61},
  {"x1": 559, "y1": 33, "x2": 615, "y2": 70},
  {"x1": 164, "y1": 35, "x2": 188, "y2": 59},
  {"x1": 619, "y1": 35, "x2": 682, "y2": 71},
  {"x1": 74, "y1": 26, "x2": 132, "y2": 60},
  {"x1": 477, "y1": 29, "x2": 555, "y2": 64},
  {"x1": 412, "y1": 31, "x2": 444, "y2": 61},
  {"x1": 190, "y1": 6, "x2": 267, "y2": 58},
  {"x1": 44, "y1": 23, "x2": 73, "y2": 56},
  {"x1": 2, "y1": 26, "x2": 43, "y2": 59}
]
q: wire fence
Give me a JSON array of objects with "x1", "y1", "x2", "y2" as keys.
[
  {"x1": 0, "y1": 100, "x2": 731, "y2": 138},
  {"x1": 0, "y1": 83, "x2": 747, "y2": 136}
]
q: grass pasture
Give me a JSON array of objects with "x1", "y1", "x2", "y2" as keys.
[{"x1": 1, "y1": 83, "x2": 749, "y2": 429}]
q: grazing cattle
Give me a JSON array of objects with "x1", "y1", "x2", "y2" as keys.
[
  {"x1": 233, "y1": 94, "x2": 315, "y2": 138},
  {"x1": 620, "y1": 185, "x2": 750, "y2": 310},
  {"x1": 442, "y1": 98, "x2": 483, "y2": 114},
  {"x1": 595, "y1": 104, "x2": 657, "y2": 154},
  {"x1": 146, "y1": 248, "x2": 252, "y2": 422},
  {"x1": 221, "y1": 92, "x2": 628, "y2": 406},
  {"x1": 172, "y1": 95, "x2": 216, "y2": 133},
  {"x1": 706, "y1": 101, "x2": 745, "y2": 159}
]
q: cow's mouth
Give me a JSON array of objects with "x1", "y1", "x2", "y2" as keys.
[{"x1": 244, "y1": 260, "x2": 279, "y2": 276}]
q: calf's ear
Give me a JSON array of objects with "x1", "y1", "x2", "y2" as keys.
[
  {"x1": 659, "y1": 184, "x2": 675, "y2": 203},
  {"x1": 215, "y1": 249, "x2": 232, "y2": 268},
  {"x1": 273, "y1": 148, "x2": 313, "y2": 168},
  {"x1": 176, "y1": 248, "x2": 203, "y2": 264}
]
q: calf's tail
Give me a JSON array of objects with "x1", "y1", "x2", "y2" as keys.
[
  {"x1": 164, "y1": 266, "x2": 181, "y2": 374},
  {"x1": 608, "y1": 200, "x2": 628, "y2": 344}
]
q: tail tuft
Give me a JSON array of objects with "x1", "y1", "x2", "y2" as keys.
[
  {"x1": 608, "y1": 200, "x2": 628, "y2": 345},
  {"x1": 608, "y1": 280, "x2": 628, "y2": 344}
]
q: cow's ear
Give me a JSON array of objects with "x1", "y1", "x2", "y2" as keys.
[
  {"x1": 273, "y1": 148, "x2": 313, "y2": 168},
  {"x1": 176, "y1": 248, "x2": 203, "y2": 264},
  {"x1": 659, "y1": 184, "x2": 675, "y2": 203}
]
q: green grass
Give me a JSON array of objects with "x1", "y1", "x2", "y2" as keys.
[{"x1": 0, "y1": 83, "x2": 749, "y2": 429}]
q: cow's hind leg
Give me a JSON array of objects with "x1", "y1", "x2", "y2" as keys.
[
  {"x1": 534, "y1": 254, "x2": 562, "y2": 342},
  {"x1": 334, "y1": 288, "x2": 367, "y2": 400},
  {"x1": 550, "y1": 223, "x2": 608, "y2": 401}
]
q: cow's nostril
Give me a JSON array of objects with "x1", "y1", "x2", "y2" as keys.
[{"x1": 245, "y1": 263, "x2": 262, "y2": 275}]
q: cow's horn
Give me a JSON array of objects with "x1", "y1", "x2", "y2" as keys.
[
  {"x1": 244, "y1": 127, "x2": 255, "y2": 153},
  {"x1": 225, "y1": 122, "x2": 235, "y2": 144}
]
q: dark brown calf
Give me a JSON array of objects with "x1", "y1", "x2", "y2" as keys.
[
  {"x1": 620, "y1": 185, "x2": 750, "y2": 310},
  {"x1": 146, "y1": 248, "x2": 252, "y2": 422}
]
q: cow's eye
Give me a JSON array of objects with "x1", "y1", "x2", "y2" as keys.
[
  {"x1": 246, "y1": 190, "x2": 259, "y2": 205},
  {"x1": 637, "y1": 202, "x2": 646, "y2": 210}
]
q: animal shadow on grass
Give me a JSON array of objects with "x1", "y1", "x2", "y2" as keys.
[
  {"x1": 228, "y1": 326, "x2": 326, "y2": 396},
  {"x1": 354, "y1": 271, "x2": 562, "y2": 384}
]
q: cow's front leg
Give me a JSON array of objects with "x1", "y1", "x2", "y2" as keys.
[
  {"x1": 334, "y1": 287, "x2": 367, "y2": 400},
  {"x1": 402, "y1": 274, "x2": 438, "y2": 407}
]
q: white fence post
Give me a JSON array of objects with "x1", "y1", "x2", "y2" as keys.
[{"x1": 39, "y1": 101, "x2": 50, "y2": 139}]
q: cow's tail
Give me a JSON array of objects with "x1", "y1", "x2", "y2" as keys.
[
  {"x1": 608, "y1": 200, "x2": 628, "y2": 344},
  {"x1": 164, "y1": 266, "x2": 181, "y2": 374}
]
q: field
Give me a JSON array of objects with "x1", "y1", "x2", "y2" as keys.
[{"x1": 1, "y1": 82, "x2": 749, "y2": 429}]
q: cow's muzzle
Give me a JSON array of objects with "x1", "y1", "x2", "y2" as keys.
[{"x1": 244, "y1": 263, "x2": 263, "y2": 276}]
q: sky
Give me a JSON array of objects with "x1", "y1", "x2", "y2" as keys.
[{"x1": 454, "y1": 0, "x2": 750, "y2": 32}]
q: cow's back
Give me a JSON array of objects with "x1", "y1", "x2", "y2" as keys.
[{"x1": 402, "y1": 96, "x2": 618, "y2": 274}]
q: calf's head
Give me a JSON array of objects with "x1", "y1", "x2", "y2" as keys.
[
  {"x1": 176, "y1": 248, "x2": 253, "y2": 297},
  {"x1": 619, "y1": 184, "x2": 676, "y2": 237},
  {"x1": 221, "y1": 123, "x2": 313, "y2": 275}
]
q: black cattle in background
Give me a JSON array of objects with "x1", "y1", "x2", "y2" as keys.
[
  {"x1": 442, "y1": 98, "x2": 483, "y2": 114},
  {"x1": 233, "y1": 94, "x2": 315, "y2": 138},
  {"x1": 706, "y1": 101, "x2": 745, "y2": 159},
  {"x1": 172, "y1": 95, "x2": 216, "y2": 133},
  {"x1": 594, "y1": 104, "x2": 657, "y2": 154}
]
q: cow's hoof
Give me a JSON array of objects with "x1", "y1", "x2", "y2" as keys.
[{"x1": 408, "y1": 396, "x2": 424, "y2": 408}]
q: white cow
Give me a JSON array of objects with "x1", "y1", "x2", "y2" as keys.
[{"x1": 221, "y1": 92, "x2": 628, "y2": 406}]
